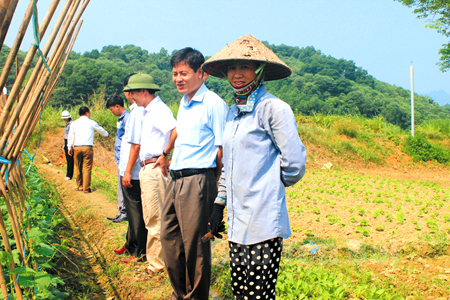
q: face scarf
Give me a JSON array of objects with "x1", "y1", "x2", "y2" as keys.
[{"x1": 229, "y1": 63, "x2": 265, "y2": 113}]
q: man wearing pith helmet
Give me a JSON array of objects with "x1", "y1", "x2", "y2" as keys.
[
  {"x1": 155, "y1": 47, "x2": 228, "y2": 299},
  {"x1": 113, "y1": 74, "x2": 147, "y2": 263},
  {"x1": 123, "y1": 74, "x2": 177, "y2": 275}
]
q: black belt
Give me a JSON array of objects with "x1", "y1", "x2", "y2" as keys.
[{"x1": 169, "y1": 168, "x2": 209, "y2": 180}]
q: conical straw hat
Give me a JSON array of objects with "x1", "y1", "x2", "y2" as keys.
[{"x1": 202, "y1": 35, "x2": 291, "y2": 81}]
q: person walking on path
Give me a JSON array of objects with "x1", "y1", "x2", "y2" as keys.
[
  {"x1": 106, "y1": 96, "x2": 129, "y2": 222},
  {"x1": 203, "y1": 35, "x2": 307, "y2": 299},
  {"x1": 68, "y1": 106, "x2": 109, "y2": 193},
  {"x1": 61, "y1": 110, "x2": 74, "y2": 180},
  {"x1": 156, "y1": 47, "x2": 228, "y2": 300},
  {"x1": 123, "y1": 73, "x2": 176, "y2": 273}
]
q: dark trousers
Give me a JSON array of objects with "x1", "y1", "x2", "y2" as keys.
[
  {"x1": 63, "y1": 139, "x2": 74, "y2": 179},
  {"x1": 161, "y1": 169, "x2": 217, "y2": 300},
  {"x1": 121, "y1": 176, "x2": 147, "y2": 257}
]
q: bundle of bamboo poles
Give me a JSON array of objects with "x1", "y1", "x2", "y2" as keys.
[{"x1": 0, "y1": 0, "x2": 89, "y2": 299}]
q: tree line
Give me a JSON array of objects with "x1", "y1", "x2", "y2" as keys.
[{"x1": 1, "y1": 42, "x2": 449, "y2": 129}]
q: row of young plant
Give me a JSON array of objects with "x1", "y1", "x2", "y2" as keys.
[
  {"x1": 1, "y1": 161, "x2": 68, "y2": 299},
  {"x1": 287, "y1": 169, "x2": 450, "y2": 239}
]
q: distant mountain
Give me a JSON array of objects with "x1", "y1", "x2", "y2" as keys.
[{"x1": 425, "y1": 90, "x2": 450, "y2": 106}]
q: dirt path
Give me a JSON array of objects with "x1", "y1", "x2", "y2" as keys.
[{"x1": 38, "y1": 162, "x2": 173, "y2": 299}]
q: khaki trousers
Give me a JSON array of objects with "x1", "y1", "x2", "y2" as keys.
[
  {"x1": 161, "y1": 169, "x2": 216, "y2": 300},
  {"x1": 73, "y1": 146, "x2": 93, "y2": 191},
  {"x1": 139, "y1": 164, "x2": 167, "y2": 272}
]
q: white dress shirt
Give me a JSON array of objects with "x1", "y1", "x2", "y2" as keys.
[
  {"x1": 127, "y1": 97, "x2": 176, "y2": 161},
  {"x1": 67, "y1": 116, "x2": 109, "y2": 150}
]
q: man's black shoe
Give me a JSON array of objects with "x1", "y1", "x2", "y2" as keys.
[
  {"x1": 113, "y1": 215, "x2": 128, "y2": 223},
  {"x1": 107, "y1": 214, "x2": 120, "y2": 221}
]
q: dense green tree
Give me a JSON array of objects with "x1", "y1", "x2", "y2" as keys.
[
  {"x1": 396, "y1": 0, "x2": 450, "y2": 71},
  {"x1": 2, "y1": 42, "x2": 449, "y2": 129}
]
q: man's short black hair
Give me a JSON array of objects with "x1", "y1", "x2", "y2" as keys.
[
  {"x1": 79, "y1": 106, "x2": 90, "y2": 116},
  {"x1": 170, "y1": 47, "x2": 205, "y2": 73},
  {"x1": 123, "y1": 73, "x2": 137, "y2": 87},
  {"x1": 106, "y1": 95, "x2": 124, "y2": 109}
]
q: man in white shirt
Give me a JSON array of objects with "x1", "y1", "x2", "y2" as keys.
[
  {"x1": 114, "y1": 74, "x2": 148, "y2": 261},
  {"x1": 68, "y1": 106, "x2": 109, "y2": 193},
  {"x1": 123, "y1": 74, "x2": 176, "y2": 274}
]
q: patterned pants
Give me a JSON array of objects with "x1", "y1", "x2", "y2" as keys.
[{"x1": 229, "y1": 237, "x2": 283, "y2": 300}]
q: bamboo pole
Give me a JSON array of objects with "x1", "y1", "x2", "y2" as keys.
[
  {"x1": 33, "y1": 0, "x2": 76, "y2": 94},
  {"x1": 0, "y1": 0, "x2": 59, "y2": 145},
  {"x1": 6, "y1": 1, "x2": 89, "y2": 161},
  {"x1": 45, "y1": 19, "x2": 82, "y2": 104},
  {"x1": 0, "y1": 1, "x2": 12, "y2": 39},
  {"x1": 0, "y1": 202, "x2": 23, "y2": 300},
  {"x1": 41, "y1": 19, "x2": 80, "y2": 103},
  {"x1": 0, "y1": 0, "x2": 18, "y2": 51},
  {"x1": 0, "y1": 261, "x2": 7, "y2": 300},
  {"x1": 8, "y1": 176, "x2": 24, "y2": 223},
  {"x1": 0, "y1": 178, "x2": 25, "y2": 262},
  {"x1": 20, "y1": 21, "x2": 82, "y2": 157},
  {"x1": 11, "y1": 167, "x2": 27, "y2": 218},
  {"x1": 0, "y1": 0, "x2": 35, "y2": 96},
  {"x1": 0, "y1": 0, "x2": 75, "y2": 158}
]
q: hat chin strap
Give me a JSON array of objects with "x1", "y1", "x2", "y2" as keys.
[{"x1": 229, "y1": 63, "x2": 265, "y2": 104}]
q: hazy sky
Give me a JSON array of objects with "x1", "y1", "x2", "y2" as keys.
[{"x1": 4, "y1": 0, "x2": 450, "y2": 95}]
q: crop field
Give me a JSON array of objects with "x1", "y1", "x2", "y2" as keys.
[
  {"x1": 287, "y1": 168, "x2": 450, "y2": 243},
  {"x1": 212, "y1": 167, "x2": 450, "y2": 299}
]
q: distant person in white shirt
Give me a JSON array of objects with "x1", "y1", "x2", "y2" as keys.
[{"x1": 68, "y1": 106, "x2": 109, "y2": 193}]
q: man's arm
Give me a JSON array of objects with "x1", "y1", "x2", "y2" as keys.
[
  {"x1": 92, "y1": 120, "x2": 109, "y2": 137},
  {"x1": 215, "y1": 146, "x2": 223, "y2": 181},
  {"x1": 153, "y1": 128, "x2": 177, "y2": 177},
  {"x1": 122, "y1": 143, "x2": 140, "y2": 188},
  {"x1": 67, "y1": 124, "x2": 75, "y2": 156}
]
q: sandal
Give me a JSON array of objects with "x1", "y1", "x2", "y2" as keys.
[
  {"x1": 75, "y1": 187, "x2": 83, "y2": 191},
  {"x1": 84, "y1": 188, "x2": 92, "y2": 193}
]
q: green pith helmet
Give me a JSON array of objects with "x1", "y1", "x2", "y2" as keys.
[{"x1": 123, "y1": 73, "x2": 161, "y2": 92}]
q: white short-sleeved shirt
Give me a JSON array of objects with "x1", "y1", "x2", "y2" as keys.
[{"x1": 136, "y1": 97, "x2": 176, "y2": 161}]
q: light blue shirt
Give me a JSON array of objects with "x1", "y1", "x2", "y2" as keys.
[
  {"x1": 216, "y1": 86, "x2": 307, "y2": 245},
  {"x1": 171, "y1": 83, "x2": 228, "y2": 170},
  {"x1": 120, "y1": 104, "x2": 144, "y2": 179},
  {"x1": 114, "y1": 110, "x2": 129, "y2": 164}
]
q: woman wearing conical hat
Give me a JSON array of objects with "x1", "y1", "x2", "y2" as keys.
[{"x1": 203, "y1": 35, "x2": 307, "y2": 299}]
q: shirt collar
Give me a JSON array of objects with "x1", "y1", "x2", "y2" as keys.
[
  {"x1": 231, "y1": 85, "x2": 267, "y2": 116},
  {"x1": 145, "y1": 96, "x2": 161, "y2": 113},
  {"x1": 181, "y1": 83, "x2": 207, "y2": 107},
  {"x1": 130, "y1": 103, "x2": 137, "y2": 111},
  {"x1": 118, "y1": 110, "x2": 128, "y2": 120}
]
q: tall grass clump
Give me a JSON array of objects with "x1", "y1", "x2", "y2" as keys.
[
  {"x1": 416, "y1": 119, "x2": 450, "y2": 140},
  {"x1": 403, "y1": 134, "x2": 450, "y2": 164},
  {"x1": 298, "y1": 114, "x2": 393, "y2": 164}
]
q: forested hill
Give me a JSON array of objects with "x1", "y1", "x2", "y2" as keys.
[{"x1": 2, "y1": 42, "x2": 449, "y2": 129}]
